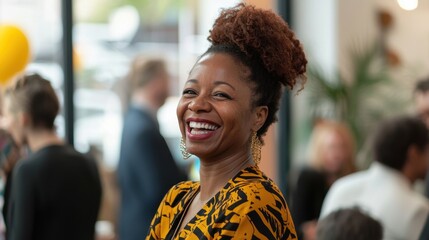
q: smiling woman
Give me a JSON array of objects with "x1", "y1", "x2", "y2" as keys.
[
  {"x1": 179, "y1": 53, "x2": 255, "y2": 159},
  {"x1": 146, "y1": 3, "x2": 307, "y2": 240}
]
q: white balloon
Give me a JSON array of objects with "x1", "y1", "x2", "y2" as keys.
[{"x1": 108, "y1": 5, "x2": 140, "y2": 43}]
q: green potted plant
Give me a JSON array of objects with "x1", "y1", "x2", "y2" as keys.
[{"x1": 307, "y1": 43, "x2": 404, "y2": 157}]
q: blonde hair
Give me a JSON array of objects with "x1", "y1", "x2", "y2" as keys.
[
  {"x1": 308, "y1": 120, "x2": 356, "y2": 176},
  {"x1": 126, "y1": 56, "x2": 166, "y2": 89}
]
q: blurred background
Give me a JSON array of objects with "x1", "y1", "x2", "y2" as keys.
[{"x1": 1, "y1": 0, "x2": 429, "y2": 238}]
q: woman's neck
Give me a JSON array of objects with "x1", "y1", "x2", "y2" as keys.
[
  {"x1": 198, "y1": 150, "x2": 254, "y2": 201},
  {"x1": 27, "y1": 129, "x2": 63, "y2": 153}
]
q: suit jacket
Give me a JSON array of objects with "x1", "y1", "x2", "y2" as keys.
[
  {"x1": 118, "y1": 106, "x2": 187, "y2": 240},
  {"x1": 7, "y1": 145, "x2": 102, "y2": 240}
]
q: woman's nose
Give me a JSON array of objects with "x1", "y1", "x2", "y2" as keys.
[{"x1": 188, "y1": 95, "x2": 211, "y2": 113}]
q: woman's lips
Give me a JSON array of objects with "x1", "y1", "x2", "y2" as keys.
[{"x1": 186, "y1": 126, "x2": 217, "y2": 140}]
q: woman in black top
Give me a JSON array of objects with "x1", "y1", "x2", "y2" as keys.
[
  {"x1": 291, "y1": 120, "x2": 356, "y2": 240},
  {"x1": 1, "y1": 73, "x2": 102, "y2": 240}
]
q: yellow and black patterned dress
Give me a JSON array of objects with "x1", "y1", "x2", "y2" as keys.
[{"x1": 146, "y1": 166, "x2": 297, "y2": 240}]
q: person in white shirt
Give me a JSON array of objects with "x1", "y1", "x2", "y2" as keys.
[
  {"x1": 414, "y1": 78, "x2": 429, "y2": 199},
  {"x1": 320, "y1": 116, "x2": 429, "y2": 240}
]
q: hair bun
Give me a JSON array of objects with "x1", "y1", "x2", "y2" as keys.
[{"x1": 208, "y1": 3, "x2": 307, "y2": 89}]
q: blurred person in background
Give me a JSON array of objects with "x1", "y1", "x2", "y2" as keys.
[
  {"x1": 1, "y1": 73, "x2": 102, "y2": 240},
  {"x1": 414, "y1": 78, "x2": 429, "y2": 198},
  {"x1": 317, "y1": 207, "x2": 383, "y2": 240},
  {"x1": 146, "y1": 3, "x2": 307, "y2": 239},
  {"x1": 0, "y1": 90, "x2": 22, "y2": 240},
  {"x1": 117, "y1": 57, "x2": 187, "y2": 240},
  {"x1": 320, "y1": 116, "x2": 429, "y2": 240},
  {"x1": 291, "y1": 120, "x2": 356, "y2": 240},
  {"x1": 415, "y1": 78, "x2": 429, "y2": 128}
]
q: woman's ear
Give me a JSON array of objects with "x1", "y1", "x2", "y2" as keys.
[{"x1": 252, "y1": 106, "x2": 268, "y2": 132}]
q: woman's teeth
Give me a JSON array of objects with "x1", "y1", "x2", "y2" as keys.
[
  {"x1": 189, "y1": 121, "x2": 218, "y2": 130},
  {"x1": 191, "y1": 129, "x2": 210, "y2": 135}
]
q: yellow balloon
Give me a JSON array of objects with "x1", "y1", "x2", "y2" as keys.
[
  {"x1": 0, "y1": 25, "x2": 31, "y2": 85},
  {"x1": 73, "y1": 48, "x2": 83, "y2": 72}
]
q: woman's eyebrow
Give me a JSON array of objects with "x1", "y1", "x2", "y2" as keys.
[{"x1": 214, "y1": 81, "x2": 236, "y2": 90}]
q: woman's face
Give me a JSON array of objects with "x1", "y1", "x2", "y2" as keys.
[
  {"x1": 321, "y1": 131, "x2": 349, "y2": 174},
  {"x1": 177, "y1": 52, "x2": 265, "y2": 161},
  {"x1": 1, "y1": 97, "x2": 26, "y2": 147}
]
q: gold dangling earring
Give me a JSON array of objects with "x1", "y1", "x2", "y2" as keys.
[
  {"x1": 251, "y1": 131, "x2": 262, "y2": 165},
  {"x1": 180, "y1": 137, "x2": 191, "y2": 159}
]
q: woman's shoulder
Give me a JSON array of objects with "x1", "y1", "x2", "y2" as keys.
[
  {"x1": 226, "y1": 167, "x2": 288, "y2": 210},
  {"x1": 163, "y1": 181, "x2": 199, "y2": 201},
  {"x1": 171, "y1": 180, "x2": 199, "y2": 190},
  {"x1": 217, "y1": 167, "x2": 296, "y2": 239},
  {"x1": 233, "y1": 177, "x2": 286, "y2": 206},
  {"x1": 168, "y1": 180, "x2": 199, "y2": 193}
]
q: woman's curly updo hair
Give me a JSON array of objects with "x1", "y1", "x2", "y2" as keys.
[{"x1": 205, "y1": 3, "x2": 307, "y2": 140}]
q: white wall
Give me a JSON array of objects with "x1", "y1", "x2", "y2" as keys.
[
  {"x1": 291, "y1": 0, "x2": 338, "y2": 168},
  {"x1": 376, "y1": 0, "x2": 429, "y2": 82},
  {"x1": 337, "y1": 0, "x2": 378, "y2": 82},
  {"x1": 293, "y1": 0, "x2": 338, "y2": 78}
]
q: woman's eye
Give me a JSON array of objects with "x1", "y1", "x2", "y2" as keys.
[
  {"x1": 213, "y1": 92, "x2": 232, "y2": 100},
  {"x1": 182, "y1": 89, "x2": 197, "y2": 95}
]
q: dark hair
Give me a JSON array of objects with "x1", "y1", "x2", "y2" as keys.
[
  {"x1": 415, "y1": 77, "x2": 429, "y2": 93},
  {"x1": 317, "y1": 207, "x2": 383, "y2": 240},
  {"x1": 4, "y1": 73, "x2": 59, "y2": 130},
  {"x1": 203, "y1": 3, "x2": 307, "y2": 139},
  {"x1": 127, "y1": 57, "x2": 166, "y2": 89},
  {"x1": 373, "y1": 116, "x2": 429, "y2": 171}
]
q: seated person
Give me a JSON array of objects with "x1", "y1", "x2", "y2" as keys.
[
  {"x1": 317, "y1": 207, "x2": 383, "y2": 240},
  {"x1": 320, "y1": 116, "x2": 429, "y2": 240},
  {"x1": 291, "y1": 120, "x2": 356, "y2": 240}
]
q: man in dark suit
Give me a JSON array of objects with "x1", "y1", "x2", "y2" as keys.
[{"x1": 118, "y1": 57, "x2": 187, "y2": 239}]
